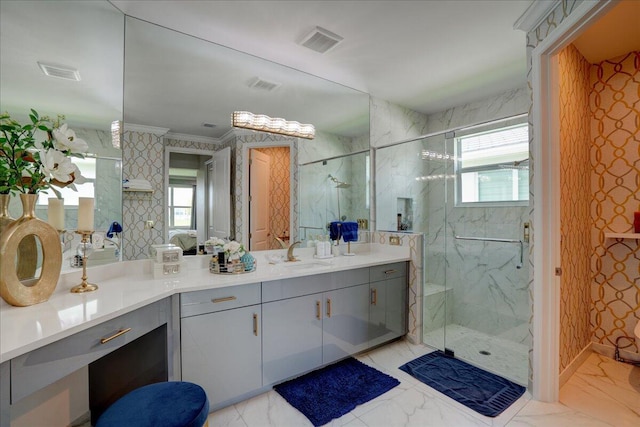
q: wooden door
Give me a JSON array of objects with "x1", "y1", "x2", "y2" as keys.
[{"x1": 249, "y1": 149, "x2": 270, "y2": 250}]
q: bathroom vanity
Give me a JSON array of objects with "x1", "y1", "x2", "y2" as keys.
[{"x1": 0, "y1": 244, "x2": 409, "y2": 426}]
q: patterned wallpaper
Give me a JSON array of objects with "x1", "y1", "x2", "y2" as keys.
[
  {"x1": 590, "y1": 51, "x2": 640, "y2": 355},
  {"x1": 530, "y1": 2, "x2": 640, "y2": 376},
  {"x1": 122, "y1": 132, "x2": 219, "y2": 260},
  {"x1": 526, "y1": 0, "x2": 583, "y2": 386},
  {"x1": 233, "y1": 133, "x2": 299, "y2": 246},
  {"x1": 253, "y1": 146, "x2": 291, "y2": 249},
  {"x1": 558, "y1": 44, "x2": 592, "y2": 372},
  {"x1": 121, "y1": 129, "x2": 166, "y2": 260}
]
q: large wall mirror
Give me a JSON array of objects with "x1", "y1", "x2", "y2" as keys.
[
  {"x1": 0, "y1": 0, "x2": 124, "y2": 270},
  {"x1": 122, "y1": 16, "x2": 370, "y2": 253}
]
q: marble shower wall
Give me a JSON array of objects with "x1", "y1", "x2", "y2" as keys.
[
  {"x1": 372, "y1": 88, "x2": 531, "y2": 360},
  {"x1": 299, "y1": 152, "x2": 369, "y2": 243}
]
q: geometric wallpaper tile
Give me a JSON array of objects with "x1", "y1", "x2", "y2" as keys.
[{"x1": 589, "y1": 51, "x2": 640, "y2": 355}]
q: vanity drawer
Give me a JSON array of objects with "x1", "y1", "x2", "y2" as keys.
[
  {"x1": 370, "y1": 262, "x2": 407, "y2": 282},
  {"x1": 262, "y1": 267, "x2": 369, "y2": 302},
  {"x1": 10, "y1": 298, "x2": 170, "y2": 403},
  {"x1": 180, "y1": 283, "x2": 261, "y2": 318}
]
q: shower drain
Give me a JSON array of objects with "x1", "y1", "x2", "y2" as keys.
[{"x1": 479, "y1": 350, "x2": 491, "y2": 355}]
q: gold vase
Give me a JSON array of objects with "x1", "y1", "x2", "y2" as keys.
[
  {"x1": 0, "y1": 194, "x2": 62, "y2": 306},
  {"x1": 0, "y1": 194, "x2": 38, "y2": 280}
]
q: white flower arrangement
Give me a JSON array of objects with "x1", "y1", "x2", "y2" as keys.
[
  {"x1": 223, "y1": 240, "x2": 246, "y2": 260},
  {"x1": 1, "y1": 109, "x2": 88, "y2": 195}
]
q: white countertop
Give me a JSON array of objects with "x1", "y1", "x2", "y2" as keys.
[{"x1": 0, "y1": 243, "x2": 410, "y2": 363}]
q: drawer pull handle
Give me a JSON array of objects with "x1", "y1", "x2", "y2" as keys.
[
  {"x1": 327, "y1": 298, "x2": 332, "y2": 318},
  {"x1": 253, "y1": 313, "x2": 258, "y2": 336},
  {"x1": 100, "y1": 328, "x2": 132, "y2": 344},
  {"x1": 316, "y1": 301, "x2": 321, "y2": 320},
  {"x1": 212, "y1": 296, "x2": 237, "y2": 304},
  {"x1": 384, "y1": 269, "x2": 398, "y2": 275},
  {"x1": 371, "y1": 288, "x2": 377, "y2": 306}
]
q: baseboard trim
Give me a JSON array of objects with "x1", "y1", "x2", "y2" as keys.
[{"x1": 559, "y1": 344, "x2": 592, "y2": 387}]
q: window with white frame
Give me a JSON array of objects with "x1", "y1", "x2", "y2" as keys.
[
  {"x1": 456, "y1": 122, "x2": 529, "y2": 205},
  {"x1": 168, "y1": 184, "x2": 194, "y2": 228}
]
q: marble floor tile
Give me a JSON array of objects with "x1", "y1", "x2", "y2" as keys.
[
  {"x1": 207, "y1": 340, "x2": 638, "y2": 427},
  {"x1": 355, "y1": 386, "x2": 489, "y2": 427},
  {"x1": 423, "y1": 324, "x2": 529, "y2": 385},
  {"x1": 505, "y1": 400, "x2": 614, "y2": 426},
  {"x1": 208, "y1": 405, "x2": 247, "y2": 427},
  {"x1": 559, "y1": 353, "x2": 640, "y2": 427}
]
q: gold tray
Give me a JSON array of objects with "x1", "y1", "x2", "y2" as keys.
[{"x1": 209, "y1": 260, "x2": 256, "y2": 274}]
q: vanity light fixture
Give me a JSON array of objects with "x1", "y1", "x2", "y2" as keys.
[
  {"x1": 111, "y1": 120, "x2": 122, "y2": 148},
  {"x1": 232, "y1": 111, "x2": 315, "y2": 140}
]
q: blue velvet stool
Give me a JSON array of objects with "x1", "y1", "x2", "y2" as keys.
[{"x1": 96, "y1": 381, "x2": 209, "y2": 427}]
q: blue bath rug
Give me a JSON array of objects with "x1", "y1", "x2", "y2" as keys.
[
  {"x1": 399, "y1": 351, "x2": 525, "y2": 417},
  {"x1": 275, "y1": 357, "x2": 399, "y2": 426}
]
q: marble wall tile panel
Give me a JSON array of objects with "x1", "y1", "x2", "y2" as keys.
[{"x1": 370, "y1": 97, "x2": 429, "y2": 149}]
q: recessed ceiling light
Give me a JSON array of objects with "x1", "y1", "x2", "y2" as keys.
[
  {"x1": 299, "y1": 26, "x2": 343, "y2": 54},
  {"x1": 37, "y1": 62, "x2": 81, "y2": 81}
]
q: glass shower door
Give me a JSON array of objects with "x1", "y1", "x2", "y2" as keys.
[{"x1": 434, "y1": 123, "x2": 530, "y2": 385}]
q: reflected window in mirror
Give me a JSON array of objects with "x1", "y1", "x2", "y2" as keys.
[
  {"x1": 35, "y1": 156, "x2": 122, "y2": 232},
  {"x1": 168, "y1": 184, "x2": 196, "y2": 229}
]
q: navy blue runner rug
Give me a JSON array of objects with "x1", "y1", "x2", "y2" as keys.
[
  {"x1": 275, "y1": 357, "x2": 399, "y2": 426},
  {"x1": 400, "y1": 351, "x2": 525, "y2": 417}
]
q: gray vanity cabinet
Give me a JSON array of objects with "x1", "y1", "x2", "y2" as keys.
[
  {"x1": 180, "y1": 284, "x2": 262, "y2": 411},
  {"x1": 369, "y1": 262, "x2": 408, "y2": 348},
  {"x1": 262, "y1": 293, "x2": 323, "y2": 385},
  {"x1": 322, "y1": 283, "x2": 371, "y2": 364},
  {"x1": 262, "y1": 268, "x2": 371, "y2": 385}
]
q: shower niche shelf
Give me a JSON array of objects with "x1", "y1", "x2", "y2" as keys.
[{"x1": 604, "y1": 232, "x2": 640, "y2": 240}]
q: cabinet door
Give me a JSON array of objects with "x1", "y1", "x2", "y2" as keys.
[
  {"x1": 369, "y1": 276, "x2": 407, "y2": 347},
  {"x1": 181, "y1": 305, "x2": 261, "y2": 410},
  {"x1": 262, "y1": 294, "x2": 323, "y2": 385},
  {"x1": 323, "y1": 284, "x2": 370, "y2": 364}
]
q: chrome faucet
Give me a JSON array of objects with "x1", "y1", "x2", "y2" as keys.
[
  {"x1": 104, "y1": 237, "x2": 121, "y2": 259},
  {"x1": 287, "y1": 241, "x2": 301, "y2": 262}
]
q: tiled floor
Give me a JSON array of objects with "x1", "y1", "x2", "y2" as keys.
[
  {"x1": 423, "y1": 324, "x2": 530, "y2": 385},
  {"x1": 208, "y1": 340, "x2": 640, "y2": 427}
]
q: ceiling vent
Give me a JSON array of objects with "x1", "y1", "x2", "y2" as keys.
[
  {"x1": 248, "y1": 77, "x2": 281, "y2": 92},
  {"x1": 38, "y1": 62, "x2": 81, "y2": 81},
  {"x1": 299, "y1": 26, "x2": 343, "y2": 54}
]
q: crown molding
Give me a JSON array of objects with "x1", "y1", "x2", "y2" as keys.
[
  {"x1": 165, "y1": 132, "x2": 220, "y2": 145},
  {"x1": 514, "y1": 0, "x2": 560, "y2": 32},
  {"x1": 124, "y1": 123, "x2": 170, "y2": 136}
]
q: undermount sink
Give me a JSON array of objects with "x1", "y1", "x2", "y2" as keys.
[{"x1": 280, "y1": 260, "x2": 332, "y2": 270}]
